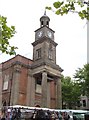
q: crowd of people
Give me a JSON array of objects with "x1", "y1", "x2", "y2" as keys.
[
  {"x1": 0, "y1": 107, "x2": 71, "y2": 120},
  {"x1": 31, "y1": 109, "x2": 70, "y2": 120},
  {"x1": 0, "y1": 107, "x2": 21, "y2": 120}
]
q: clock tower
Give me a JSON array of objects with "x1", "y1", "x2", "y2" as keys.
[
  {"x1": 33, "y1": 12, "x2": 56, "y2": 63},
  {"x1": 35, "y1": 12, "x2": 54, "y2": 41},
  {"x1": 31, "y1": 12, "x2": 63, "y2": 108}
]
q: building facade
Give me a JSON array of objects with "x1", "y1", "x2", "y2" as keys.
[
  {"x1": 0, "y1": 13, "x2": 63, "y2": 109},
  {"x1": 80, "y1": 95, "x2": 89, "y2": 110}
]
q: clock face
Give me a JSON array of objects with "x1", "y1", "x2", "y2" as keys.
[
  {"x1": 47, "y1": 31, "x2": 52, "y2": 38},
  {"x1": 37, "y1": 31, "x2": 43, "y2": 37}
]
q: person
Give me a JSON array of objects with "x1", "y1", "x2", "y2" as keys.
[
  {"x1": 63, "y1": 112, "x2": 70, "y2": 120},
  {"x1": 1, "y1": 118, "x2": 6, "y2": 120},
  {"x1": 17, "y1": 108, "x2": 21, "y2": 120},
  {"x1": 35, "y1": 109, "x2": 46, "y2": 120},
  {"x1": 46, "y1": 110, "x2": 52, "y2": 120},
  {"x1": 56, "y1": 112, "x2": 62, "y2": 120},
  {"x1": 0, "y1": 107, "x2": 6, "y2": 120},
  {"x1": 31, "y1": 109, "x2": 37, "y2": 119},
  {"x1": 51, "y1": 111, "x2": 58, "y2": 120},
  {"x1": 0, "y1": 109, "x2": 2, "y2": 120},
  {"x1": 12, "y1": 108, "x2": 17, "y2": 120},
  {"x1": 73, "y1": 115, "x2": 77, "y2": 120}
]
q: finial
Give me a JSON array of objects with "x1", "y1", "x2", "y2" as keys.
[{"x1": 44, "y1": 9, "x2": 46, "y2": 15}]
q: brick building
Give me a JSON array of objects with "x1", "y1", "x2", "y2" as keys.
[{"x1": 0, "y1": 13, "x2": 63, "y2": 109}]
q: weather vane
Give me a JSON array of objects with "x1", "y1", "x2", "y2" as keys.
[{"x1": 44, "y1": 8, "x2": 46, "y2": 15}]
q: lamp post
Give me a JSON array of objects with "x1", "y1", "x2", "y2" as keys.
[
  {"x1": 0, "y1": 64, "x2": 2, "y2": 108},
  {"x1": 87, "y1": 1, "x2": 89, "y2": 63},
  {"x1": 84, "y1": 1, "x2": 89, "y2": 63}
]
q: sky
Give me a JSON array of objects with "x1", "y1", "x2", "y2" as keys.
[{"x1": 0, "y1": 0, "x2": 87, "y2": 78}]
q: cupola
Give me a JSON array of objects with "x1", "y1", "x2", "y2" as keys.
[{"x1": 40, "y1": 11, "x2": 50, "y2": 27}]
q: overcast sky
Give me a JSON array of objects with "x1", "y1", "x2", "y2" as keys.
[{"x1": 0, "y1": 0, "x2": 87, "y2": 78}]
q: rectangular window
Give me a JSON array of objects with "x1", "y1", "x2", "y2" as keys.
[
  {"x1": 83, "y1": 100, "x2": 86, "y2": 107},
  {"x1": 36, "y1": 48, "x2": 41, "y2": 59},
  {"x1": 35, "y1": 79, "x2": 42, "y2": 93},
  {"x1": 48, "y1": 50, "x2": 52, "y2": 59},
  {"x1": 36, "y1": 84, "x2": 42, "y2": 93},
  {"x1": 3, "y1": 75, "x2": 9, "y2": 90}
]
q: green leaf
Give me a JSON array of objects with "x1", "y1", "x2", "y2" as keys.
[
  {"x1": 0, "y1": 15, "x2": 17, "y2": 55},
  {"x1": 55, "y1": 9, "x2": 61, "y2": 15},
  {"x1": 45, "y1": 6, "x2": 52, "y2": 10},
  {"x1": 53, "y1": 1, "x2": 64, "y2": 9},
  {"x1": 78, "y1": 12, "x2": 84, "y2": 19}
]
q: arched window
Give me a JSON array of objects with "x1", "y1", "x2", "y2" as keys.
[
  {"x1": 48, "y1": 44, "x2": 53, "y2": 60},
  {"x1": 46, "y1": 21, "x2": 49, "y2": 27},
  {"x1": 41, "y1": 21, "x2": 43, "y2": 26}
]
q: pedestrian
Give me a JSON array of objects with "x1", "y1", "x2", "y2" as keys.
[
  {"x1": 35, "y1": 109, "x2": 46, "y2": 120},
  {"x1": 0, "y1": 107, "x2": 6, "y2": 120}
]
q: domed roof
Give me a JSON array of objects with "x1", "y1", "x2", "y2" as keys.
[{"x1": 40, "y1": 11, "x2": 50, "y2": 21}]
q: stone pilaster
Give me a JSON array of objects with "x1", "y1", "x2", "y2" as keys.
[
  {"x1": 26, "y1": 69, "x2": 35, "y2": 106},
  {"x1": 41, "y1": 71, "x2": 47, "y2": 107},
  {"x1": 10, "y1": 65, "x2": 21, "y2": 105},
  {"x1": 30, "y1": 76, "x2": 35, "y2": 106},
  {"x1": 0, "y1": 64, "x2": 2, "y2": 108},
  {"x1": 47, "y1": 81, "x2": 50, "y2": 108},
  {"x1": 56, "y1": 78, "x2": 62, "y2": 109}
]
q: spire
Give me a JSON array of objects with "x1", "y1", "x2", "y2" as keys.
[{"x1": 44, "y1": 9, "x2": 46, "y2": 16}]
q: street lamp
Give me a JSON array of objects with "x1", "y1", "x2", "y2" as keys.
[{"x1": 83, "y1": 0, "x2": 89, "y2": 63}]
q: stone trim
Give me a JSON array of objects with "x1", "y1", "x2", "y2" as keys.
[
  {"x1": 41, "y1": 71, "x2": 47, "y2": 107},
  {"x1": 31, "y1": 60, "x2": 63, "y2": 71},
  {"x1": 32, "y1": 37, "x2": 58, "y2": 47},
  {"x1": 2, "y1": 61, "x2": 31, "y2": 71},
  {"x1": 35, "y1": 26, "x2": 55, "y2": 33},
  {"x1": 56, "y1": 78, "x2": 62, "y2": 109},
  {"x1": 10, "y1": 67, "x2": 21, "y2": 105}
]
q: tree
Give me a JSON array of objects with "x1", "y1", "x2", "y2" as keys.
[
  {"x1": 0, "y1": 15, "x2": 17, "y2": 55},
  {"x1": 46, "y1": 0, "x2": 89, "y2": 20},
  {"x1": 74, "y1": 63, "x2": 89, "y2": 97},
  {"x1": 61, "y1": 75, "x2": 81, "y2": 109}
]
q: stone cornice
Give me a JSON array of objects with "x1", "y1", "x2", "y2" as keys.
[
  {"x1": 32, "y1": 37, "x2": 58, "y2": 47},
  {"x1": 2, "y1": 61, "x2": 32, "y2": 71},
  {"x1": 35, "y1": 26, "x2": 55, "y2": 33},
  {"x1": 1, "y1": 59, "x2": 63, "y2": 76},
  {"x1": 31, "y1": 60, "x2": 63, "y2": 72}
]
